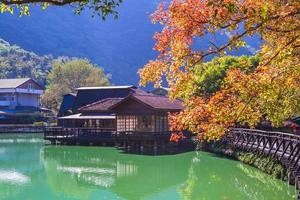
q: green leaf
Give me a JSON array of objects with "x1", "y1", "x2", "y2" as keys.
[
  {"x1": 261, "y1": 3, "x2": 268, "y2": 20},
  {"x1": 42, "y1": 3, "x2": 49, "y2": 10}
]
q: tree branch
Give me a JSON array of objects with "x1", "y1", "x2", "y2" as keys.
[
  {"x1": 1, "y1": 0, "x2": 84, "y2": 6},
  {"x1": 263, "y1": 35, "x2": 300, "y2": 67}
]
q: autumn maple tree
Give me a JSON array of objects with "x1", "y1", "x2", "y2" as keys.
[{"x1": 139, "y1": 0, "x2": 300, "y2": 141}]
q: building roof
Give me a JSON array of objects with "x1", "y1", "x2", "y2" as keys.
[
  {"x1": 58, "y1": 93, "x2": 77, "y2": 117},
  {"x1": 79, "y1": 94, "x2": 183, "y2": 113},
  {"x1": 71, "y1": 86, "x2": 150, "y2": 111},
  {"x1": 78, "y1": 98, "x2": 123, "y2": 112},
  {"x1": 77, "y1": 86, "x2": 136, "y2": 90},
  {"x1": 64, "y1": 93, "x2": 76, "y2": 97},
  {"x1": 58, "y1": 113, "x2": 115, "y2": 120},
  {"x1": 0, "y1": 78, "x2": 31, "y2": 89},
  {"x1": 132, "y1": 95, "x2": 182, "y2": 111}
]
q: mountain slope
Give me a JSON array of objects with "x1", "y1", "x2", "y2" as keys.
[
  {"x1": 0, "y1": 0, "x2": 260, "y2": 85},
  {"x1": 0, "y1": 39, "x2": 53, "y2": 86},
  {"x1": 0, "y1": 1, "x2": 160, "y2": 85}
]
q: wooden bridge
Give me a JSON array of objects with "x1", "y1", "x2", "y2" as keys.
[{"x1": 229, "y1": 128, "x2": 300, "y2": 199}]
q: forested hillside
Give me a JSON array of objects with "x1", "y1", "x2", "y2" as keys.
[{"x1": 0, "y1": 39, "x2": 53, "y2": 86}]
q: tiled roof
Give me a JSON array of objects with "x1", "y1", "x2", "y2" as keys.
[
  {"x1": 133, "y1": 95, "x2": 183, "y2": 111},
  {"x1": 71, "y1": 86, "x2": 149, "y2": 111},
  {"x1": 78, "y1": 98, "x2": 124, "y2": 112},
  {"x1": 79, "y1": 94, "x2": 183, "y2": 112},
  {"x1": 0, "y1": 78, "x2": 31, "y2": 89}
]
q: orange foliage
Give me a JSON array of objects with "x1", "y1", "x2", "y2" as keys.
[{"x1": 139, "y1": 0, "x2": 300, "y2": 141}]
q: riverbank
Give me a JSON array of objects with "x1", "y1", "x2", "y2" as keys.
[{"x1": 202, "y1": 141, "x2": 290, "y2": 183}]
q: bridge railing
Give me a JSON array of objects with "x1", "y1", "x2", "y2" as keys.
[
  {"x1": 226, "y1": 128, "x2": 300, "y2": 199},
  {"x1": 230, "y1": 128, "x2": 300, "y2": 142},
  {"x1": 229, "y1": 128, "x2": 300, "y2": 170}
]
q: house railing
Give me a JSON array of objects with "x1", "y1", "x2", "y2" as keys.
[
  {"x1": 44, "y1": 127, "x2": 192, "y2": 141},
  {"x1": 0, "y1": 125, "x2": 44, "y2": 133},
  {"x1": 44, "y1": 126, "x2": 116, "y2": 139}
]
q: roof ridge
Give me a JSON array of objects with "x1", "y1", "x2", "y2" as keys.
[
  {"x1": 77, "y1": 85, "x2": 136, "y2": 90},
  {"x1": 133, "y1": 93, "x2": 168, "y2": 98}
]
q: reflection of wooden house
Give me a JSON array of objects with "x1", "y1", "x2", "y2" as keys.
[
  {"x1": 43, "y1": 146, "x2": 192, "y2": 199},
  {"x1": 44, "y1": 86, "x2": 192, "y2": 152}
]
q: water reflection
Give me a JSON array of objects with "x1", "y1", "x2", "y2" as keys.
[
  {"x1": 0, "y1": 147, "x2": 6, "y2": 154},
  {"x1": 0, "y1": 134, "x2": 296, "y2": 200},
  {"x1": 42, "y1": 146, "x2": 296, "y2": 200},
  {"x1": 42, "y1": 146, "x2": 191, "y2": 200},
  {"x1": 0, "y1": 134, "x2": 44, "y2": 200},
  {"x1": 179, "y1": 154, "x2": 295, "y2": 200},
  {"x1": 0, "y1": 170, "x2": 30, "y2": 185},
  {"x1": 0, "y1": 134, "x2": 44, "y2": 144}
]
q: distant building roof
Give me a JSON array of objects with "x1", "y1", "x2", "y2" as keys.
[
  {"x1": 77, "y1": 86, "x2": 136, "y2": 90},
  {"x1": 0, "y1": 78, "x2": 31, "y2": 89}
]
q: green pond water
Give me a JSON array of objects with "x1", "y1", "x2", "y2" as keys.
[{"x1": 0, "y1": 134, "x2": 297, "y2": 200}]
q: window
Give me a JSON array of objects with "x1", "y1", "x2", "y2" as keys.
[
  {"x1": 117, "y1": 116, "x2": 126, "y2": 132},
  {"x1": 155, "y1": 115, "x2": 169, "y2": 132},
  {"x1": 117, "y1": 115, "x2": 157, "y2": 132},
  {"x1": 117, "y1": 115, "x2": 136, "y2": 132},
  {"x1": 136, "y1": 115, "x2": 154, "y2": 132}
]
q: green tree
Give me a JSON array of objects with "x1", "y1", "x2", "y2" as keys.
[
  {"x1": 0, "y1": 39, "x2": 53, "y2": 86},
  {"x1": 41, "y1": 59, "x2": 110, "y2": 112},
  {"x1": 0, "y1": 0, "x2": 122, "y2": 19},
  {"x1": 195, "y1": 55, "x2": 260, "y2": 95}
]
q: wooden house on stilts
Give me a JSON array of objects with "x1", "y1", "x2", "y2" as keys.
[{"x1": 44, "y1": 86, "x2": 192, "y2": 153}]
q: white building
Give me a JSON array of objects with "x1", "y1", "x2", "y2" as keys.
[
  {"x1": 0, "y1": 78, "x2": 43, "y2": 108},
  {"x1": 0, "y1": 78, "x2": 44, "y2": 123}
]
